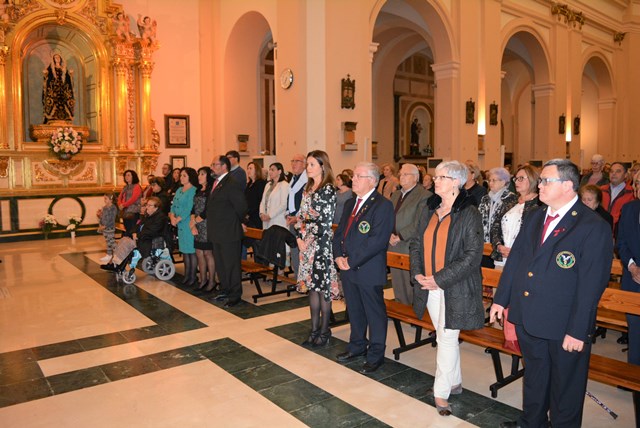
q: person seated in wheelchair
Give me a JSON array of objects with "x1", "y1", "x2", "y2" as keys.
[{"x1": 101, "y1": 196, "x2": 170, "y2": 271}]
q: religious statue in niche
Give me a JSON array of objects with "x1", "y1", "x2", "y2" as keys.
[
  {"x1": 341, "y1": 74, "x2": 355, "y2": 109},
  {"x1": 137, "y1": 14, "x2": 157, "y2": 46},
  {"x1": 410, "y1": 118, "x2": 422, "y2": 155},
  {"x1": 113, "y1": 11, "x2": 132, "y2": 42},
  {"x1": 42, "y1": 51, "x2": 75, "y2": 124}
]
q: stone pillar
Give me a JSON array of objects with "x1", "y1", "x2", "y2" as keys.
[
  {"x1": 431, "y1": 61, "x2": 460, "y2": 160},
  {"x1": 112, "y1": 57, "x2": 129, "y2": 150},
  {"x1": 137, "y1": 59, "x2": 154, "y2": 151},
  {"x1": 0, "y1": 45, "x2": 9, "y2": 149},
  {"x1": 597, "y1": 98, "x2": 616, "y2": 161},
  {"x1": 532, "y1": 83, "x2": 561, "y2": 161}
]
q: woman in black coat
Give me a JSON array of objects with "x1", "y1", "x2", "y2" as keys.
[
  {"x1": 134, "y1": 196, "x2": 169, "y2": 258},
  {"x1": 409, "y1": 160, "x2": 484, "y2": 417},
  {"x1": 243, "y1": 162, "x2": 267, "y2": 253}
]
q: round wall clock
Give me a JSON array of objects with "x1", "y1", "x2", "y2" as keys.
[{"x1": 280, "y1": 68, "x2": 294, "y2": 89}]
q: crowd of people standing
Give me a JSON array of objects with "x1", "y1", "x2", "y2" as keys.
[{"x1": 97, "y1": 151, "x2": 639, "y2": 426}]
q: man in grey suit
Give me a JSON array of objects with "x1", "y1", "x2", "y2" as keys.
[{"x1": 389, "y1": 163, "x2": 432, "y2": 304}]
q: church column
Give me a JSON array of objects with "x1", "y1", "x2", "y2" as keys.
[
  {"x1": 112, "y1": 58, "x2": 129, "y2": 150},
  {"x1": 137, "y1": 59, "x2": 154, "y2": 151},
  {"x1": 431, "y1": 61, "x2": 460, "y2": 160},
  {"x1": 0, "y1": 46, "x2": 9, "y2": 149},
  {"x1": 531, "y1": 83, "x2": 562, "y2": 161},
  {"x1": 597, "y1": 98, "x2": 616, "y2": 161}
]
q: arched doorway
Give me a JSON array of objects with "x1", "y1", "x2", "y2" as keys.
[{"x1": 581, "y1": 54, "x2": 615, "y2": 165}]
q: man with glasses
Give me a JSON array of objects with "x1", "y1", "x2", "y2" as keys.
[
  {"x1": 333, "y1": 162, "x2": 394, "y2": 374},
  {"x1": 225, "y1": 150, "x2": 247, "y2": 190},
  {"x1": 389, "y1": 163, "x2": 431, "y2": 305},
  {"x1": 286, "y1": 153, "x2": 308, "y2": 276},
  {"x1": 206, "y1": 155, "x2": 248, "y2": 308},
  {"x1": 491, "y1": 159, "x2": 612, "y2": 428},
  {"x1": 580, "y1": 153, "x2": 609, "y2": 186}
]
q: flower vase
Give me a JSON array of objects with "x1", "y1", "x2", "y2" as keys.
[
  {"x1": 70, "y1": 231, "x2": 76, "y2": 239},
  {"x1": 59, "y1": 152, "x2": 71, "y2": 160},
  {"x1": 44, "y1": 232, "x2": 49, "y2": 240}
]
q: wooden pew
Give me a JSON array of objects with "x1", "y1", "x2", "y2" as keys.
[
  {"x1": 242, "y1": 227, "x2": 297, "y2": 302},
  {"x1": 385, "y1": 251, "x2": 640, "y2": 397}
]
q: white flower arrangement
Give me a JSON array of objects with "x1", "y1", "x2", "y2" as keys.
[
  {"x1": 40, "y1": 214, "x2": 58, "y2": 233},
  {"x1": 49, "y1": 127, "x2": 82, "y2": 159},
  {"x1": 66, "y1": 215, "x2": 83, "y2": 231}
]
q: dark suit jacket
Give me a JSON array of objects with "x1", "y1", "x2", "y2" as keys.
[
  {"x1": 494, "y1": 199, "x2": 612, "y2": 342},
  {"x1": 332, "y1": 190, "x2": 394, "y2": 285},
  {"x1": 205, "y1": 174, "x2": 248, "y2": 244},
  {"x1": 617, "y1": 200, "x2": 640, "y2": 293},
  {"x1": 390, "y1": 185, "x2": 431, "y2": 254}
]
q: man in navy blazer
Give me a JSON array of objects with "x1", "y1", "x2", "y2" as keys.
[
  {"x1": 333, "y1": 162, "x2": 394, "y2": 374},
  {"x1": 616, "y1": 170, "x2": 640, "y2": 426},
  {"x1": 491, "y1": 159, "x2": 612, "y2": 428}
]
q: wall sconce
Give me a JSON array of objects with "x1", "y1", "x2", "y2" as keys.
[
  {"x1": 489, "y1": 101, "x2": 498, "y2": 126},
  {"x1": 573, "y1": 115, "x2": 580, "y2": 135},
  {"x1": 465, "y1": 98, "x2": 475, "y2": 124},
  {"x1": 559, "y1": 114, "x2": 566, "y2": 134}
]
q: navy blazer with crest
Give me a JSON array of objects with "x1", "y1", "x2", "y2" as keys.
[
  {"x1": 493, "y1": 199, "x2": 612, "y2": 342},
  {"x1": 617, "y1": 200, "x2": 640, "y2": 293},
  {"x1": 332, "y1": 190, "x2": 394, "y2": 285}
]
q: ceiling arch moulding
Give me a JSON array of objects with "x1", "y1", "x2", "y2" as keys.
[
  {"x1": 369, "y1": 0, "x2": 457, "y2": 65},
  {"x1": 500, "y1": 21, "x2": 553, "y2": 85}
]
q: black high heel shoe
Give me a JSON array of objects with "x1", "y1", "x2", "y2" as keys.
[
  {"x1": 301, "y1": 330, "x2": 319, "y2": 347},
  {"x1": 312, "y1": 330, "x2": 331, "y2": 348}
]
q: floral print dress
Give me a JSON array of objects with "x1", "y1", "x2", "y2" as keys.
[{"x1": 295, "y1": 184, "x2": 340, "y2": 301}]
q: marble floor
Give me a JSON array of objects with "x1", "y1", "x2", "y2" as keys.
[{"x1": 0, "y1": 236, "x2": 634, "y2": 427}]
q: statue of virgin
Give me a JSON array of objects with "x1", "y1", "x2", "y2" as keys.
[{"x1": 42, "y1": 52, "x2": 75, "y2": 123}]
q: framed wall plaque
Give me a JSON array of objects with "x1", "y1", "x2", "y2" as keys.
[
  {"x1": 165, "y1": 114, "x2": 190, "y2": 148},
  {"x1": 170, "y1": 155, "x2": 186, "y2": 169}
]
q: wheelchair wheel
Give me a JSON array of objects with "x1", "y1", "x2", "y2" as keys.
[
  {"x1": 141, "y1": 257, "x2": 155, "y2": 274},
  {"x1": 155, "y1": 260, "x2": 175, "y2": 281},
  {"x1": 122, "y1": 269, "x2": 136, "y2": 284}
]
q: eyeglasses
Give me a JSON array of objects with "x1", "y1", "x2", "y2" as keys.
[
  {"x1": 147, "y1": 204, "x2": 157, "y2": 208},
  {"x1": 488, "y1": 179, "x2": 504, "y2": 183},
  {"x1": 353, "y1": 174, "x2": 374, "y2": 180},
  {"x1": 291, "y1": 160, "x2": 304, "y2": 163},
  {"x1": 537, "y1": 177, "x2": 564, "y2": 186},
  {"x1": 512, "y1": 176, "x2": 527, "y2": 182},
  {"x1": 433, "y1": 176, "x2": 454, "y2": 181}
]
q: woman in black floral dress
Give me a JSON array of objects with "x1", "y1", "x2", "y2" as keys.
[{"x1": 296, "y1": 150, "x2": 339, "y2": 348}]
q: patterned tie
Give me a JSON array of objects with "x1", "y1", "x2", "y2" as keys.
[
  {"x1": 210, "y1": 178, "x2": 219, "y2": 194},
  {"x1": 540, "y1": 214, "x2": 558, "y2": 245},
  {"x1": 344, "y1": 198, "x2": 362, "y2": 237}
]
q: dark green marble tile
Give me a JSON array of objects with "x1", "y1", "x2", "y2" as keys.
[
  {"x1": 101, "y1": 356, "x2": 160, "y2": 381},
  {"x1": 190, "y1": 338, "x2": 242, "y2": 358},
  {"x1": 0, "y1": 349, "x2": 37, "y2": 367},
  {"x1": 47, "y1": 367, "x2": 110, "y2": 395},
  {"x1": 268, "y1": 322, "x2": 310, "y2": 340},
  {"x1": 377, "y1": 367, "x2": 433, "y2": 399},
  {"x1": 207, "y1": 347, "x2": 270, "y2": 373},
  {"x1": 233, "y1": 362, "x2": 298, "y2": 392},
  {"x1": 0, "y1": 360, "x2": 43, "y2": 386},
  {"x1": 260, "y1": 378, "x2": 333, "y2": 412},
  {"x1": 359, "y1": 418, "x2": 392, "y2": 427},
  {"x1": 0, "y1": 378, "x2": 52, "y2": 408},
  {"x1": 149, "y1": 348, "x2": 205, "y2": 370},
  {"x1": 466, "y1": 402, "x2": 522, "y2": 428},
  {"x1": 32, "y1": 340, "x2": 84, "y2": 360},
  {"x1": 291, "y1": 396, "x2": 379, "y2": 428},
  {"x1": 357, "y1": 360, "x2": 409, "y2": 382},
  {"x1": 77, "y1": 332, "x2": 129, "y2": 351},
  {"x1": 119, "y1": 325, "x2": 167, "y2": 341}
]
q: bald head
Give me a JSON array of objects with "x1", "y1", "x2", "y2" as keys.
[
  {"x1": 290, "y1": 153, "x2": 306, "y2": 175},
  {"x1": 399, "y1": 163, "x2": 419, "y2": 191}
]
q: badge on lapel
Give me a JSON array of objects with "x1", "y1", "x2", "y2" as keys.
[
  {"x1": 358, "y1": 221, "x2": 370, "y2": 234},
  {"x1": 556, "y1": 251, "x2": 576, "y2": 269}
]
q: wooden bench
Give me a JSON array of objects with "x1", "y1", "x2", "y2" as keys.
[
  {"x1": 241, "y1": 227, "x2": 298, "y2": 303},
  {"x1": 385, "y1": 251, "x2": 640, "y2": 398}
]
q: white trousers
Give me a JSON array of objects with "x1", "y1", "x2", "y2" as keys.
[{"x1": 426, "y1": 288, "x2": 461, "y2": 400}]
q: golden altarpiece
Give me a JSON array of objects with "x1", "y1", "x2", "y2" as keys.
[{"x1": 0, "y1": 0, "x2": 160, "y2": 241}]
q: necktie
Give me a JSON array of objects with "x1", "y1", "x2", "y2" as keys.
[
  {"x1": 210, "y1": 179, "x2": 219, "y2": 194},
  {"x1": 344, "y1": 198, "x2": 362, "y2": 237},
  {"x1": 540, "y1": 214, "x2": 558, "y2": 245}
]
